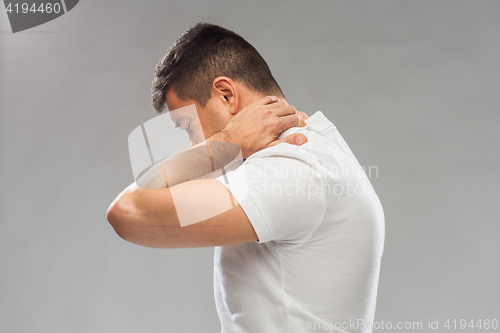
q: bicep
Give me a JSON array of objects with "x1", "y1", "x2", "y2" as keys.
[{"x1": 111, "y1": 179, "x2": 258, "y2": 248}]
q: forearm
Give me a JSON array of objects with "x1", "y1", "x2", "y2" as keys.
[{"x1": 136, "y1": 132, "x2": 242, "y2": 189}]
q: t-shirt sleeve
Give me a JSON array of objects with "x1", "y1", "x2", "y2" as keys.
[{"x1": 215, "y1": 144, "x2": 327, "y2": 244}]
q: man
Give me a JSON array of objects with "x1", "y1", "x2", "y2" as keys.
[{"x1": 107, "y1": 23, "x2": 385, "y2": 332}]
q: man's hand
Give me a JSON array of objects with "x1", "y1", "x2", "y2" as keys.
[
  {"x1": 296, "y1": 111, "x2": 309, "y2": 121},
  {"x1": 210, "y1": 96, "x2": 308, "y2": 159}
]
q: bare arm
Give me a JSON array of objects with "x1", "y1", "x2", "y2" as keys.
[
  {"x1": 107, "y1": 96, "x2": 308, "y2": 248},
  {"x1": 106, "y1": 179, "x2": 257, "y2": 248},
  {"x1": 135, "y1": 141, "x2": 242, "y2": 189}
]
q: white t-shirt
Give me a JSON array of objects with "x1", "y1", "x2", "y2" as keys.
[{"x1": 214, "y1": 111, "x2": 385, "y2": 333}]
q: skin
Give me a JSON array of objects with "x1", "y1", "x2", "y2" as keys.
[
  {"x1": 166, "y1": 77, "x2": 308, "y2": 158},
  {"x1": 106, "y1": 77, "x2": 309, "y2": 248}
]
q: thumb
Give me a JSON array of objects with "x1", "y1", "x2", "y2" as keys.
[{"x1": 267, "y1": 134, "x2": 307, "y2": 148}]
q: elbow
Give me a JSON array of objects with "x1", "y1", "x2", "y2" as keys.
[
  {"x1": 106, "y1": 200, "x2": 132, "y2": 241},
  {"x1": 106, "y1": 192, "x2": 174, "y2": 248}
]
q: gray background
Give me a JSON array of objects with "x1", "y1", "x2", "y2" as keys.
[{"x1": 1, "y1": 1, "x2": 499, "y2": 332}]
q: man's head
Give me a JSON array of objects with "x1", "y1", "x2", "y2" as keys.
[{"x1": 151, "y1": 22, "x2": 285, "y2": 142}]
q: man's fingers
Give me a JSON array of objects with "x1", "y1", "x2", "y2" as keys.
[
  {"x1": 257, "y1": 95, "x2": 281, "y2": 105},
  {"x1": 296, "y1": 111, "x2": 307, "y2": 127},
  {"x1": 267, "y1": 134, "x2": 308, "y2": 148},
  {"x1": 297, "y1": 111, "x2": 309, "y2": 120},
  {"x1": 272, "y1": 104, "x2": 297, "y2": 117},
  {"x1": 252, "y1": 97, "x2": 298, "y2": 118},
  {"x1": 274, "y1": 113, "x2": 306, "y2": 133}
]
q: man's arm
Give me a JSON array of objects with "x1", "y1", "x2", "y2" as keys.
[
  {"x1": 135, "y1": 96, "x2": 307, "y2": 189},
  {"x1": 107, "y1": 97, "x2": 308, "y2": 248},
  {"x1": 107, "y1": 179, "x2": 256, "y2": 248}
]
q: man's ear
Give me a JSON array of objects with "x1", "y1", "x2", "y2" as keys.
[{"x1": 212, "y1": 77, "x2": 239, "y2": 115}]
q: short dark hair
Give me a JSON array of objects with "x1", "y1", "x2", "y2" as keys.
[{"x1": 151, "y1": 22, "x2": 284, "y2": 113}]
